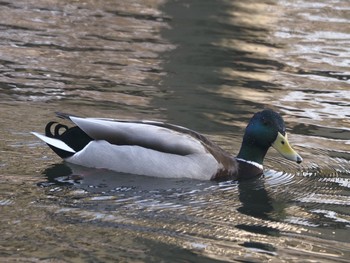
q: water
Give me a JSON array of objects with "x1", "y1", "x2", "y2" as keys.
[{"x1": 0, "y1": 0, "x2": 349, "y2": 262}]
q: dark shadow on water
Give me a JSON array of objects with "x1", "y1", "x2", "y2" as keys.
[
  {"x1": 156, "y1": 0, "x2": 281, "y2": 131},
  {"x1": 239, "y1": 241, "x2": 277, "y2": 256}
]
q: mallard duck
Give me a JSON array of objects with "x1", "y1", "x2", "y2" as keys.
[{"x1": 32, "y1": 109, "x2": 302, "y2": 181}]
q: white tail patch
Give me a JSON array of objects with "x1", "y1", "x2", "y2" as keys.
[{"x1": 31, "y1": 132, "x2": 76, "y2": 153}]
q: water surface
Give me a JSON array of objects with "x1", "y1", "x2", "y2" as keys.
[{"x1": 0, "y1": 0, "x2": 349, "y2": 262}]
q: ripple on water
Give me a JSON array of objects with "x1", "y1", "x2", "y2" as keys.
[
  {"x1": 0, "y1": 199, "x2": 14, "y2": 206},
  {"x1": 321, "y1": 177, "x2": 350, "y2": 189},
  {"x1": 264, "y1": 169, "x2": 295, "y2": 187}
]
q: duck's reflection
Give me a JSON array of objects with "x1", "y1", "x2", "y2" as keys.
[
  {"x1": 237, "y1": 178, "x2": 274, "y2": 219},
  {"x1": 236, "y1": 177, "x2": 284, "y2": 238},
  {"x1": 41, "y1": 162, "x2": 284, "y2": 219},
  {"x1": 41, "y1": 163, "x2": 281, "y2": 220},
  {"x1": 38, "y1": 163, "x2": 76, "y2": 187},
  {"x1": 40, "y1": 162, "x2": 213, "y2": 193}
]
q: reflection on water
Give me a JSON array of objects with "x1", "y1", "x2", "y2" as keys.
[{"x1": 0, "y1": 0, "x2": 350, "y2": 262}]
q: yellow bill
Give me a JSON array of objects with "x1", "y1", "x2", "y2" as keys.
[{"x1": 272, "y1": 132, "x2": 302, "y2": 163}]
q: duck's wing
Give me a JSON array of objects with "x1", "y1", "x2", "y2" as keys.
[
  {"x1": 65, "y1": 115, "x2": 210, "y2": 156},
  {"x1": 68, "y1": 116, "x2": 238, "y2": 180},
  {"x1": 62, "y1": 113, "x2": 237, "y2": 169}
]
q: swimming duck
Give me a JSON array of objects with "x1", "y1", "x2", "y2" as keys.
[{"x1": 32, "y1": 109, "x2": 302, "y2": 181}]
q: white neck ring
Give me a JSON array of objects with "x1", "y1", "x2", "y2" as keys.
[{"x1": 236, "y1": 158, "x2": 264, "y2": 170}]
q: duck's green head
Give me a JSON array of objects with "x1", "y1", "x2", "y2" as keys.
[{"x1": 237, "y1": 109, "x2": 302, "y2": 165}]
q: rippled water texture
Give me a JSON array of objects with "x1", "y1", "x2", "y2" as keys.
[{"x1": 1, "y1": 0, "x2": 349, "y2": 262}]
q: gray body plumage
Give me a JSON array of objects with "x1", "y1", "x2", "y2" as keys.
[{"x1": 33, "y1": 116, "x2": 234, "y2": 180}]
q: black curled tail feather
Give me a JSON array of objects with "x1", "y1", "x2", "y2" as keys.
[
  {"x1": 45, "y1": 121, "x2": 69, "y2": 138},
  {"x1": 45, "y1": 122, "x2": 58, "y2": 138},
  {"x1": 54, "y1": 124, "x2": 69, "y2": 137},
  {"x1": 44, "y1": 121, "x2": 93, "y2": 159}
]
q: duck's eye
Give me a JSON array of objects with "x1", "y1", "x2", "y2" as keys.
[
  {"x1": 281, "y1": 140, "x2": 285, "y2": 145},
  {"x1": 262, "y1": 119, "x2": 270, "y2": 126}
]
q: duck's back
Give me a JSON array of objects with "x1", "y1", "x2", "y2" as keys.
[{"x1": 69, "y1": 116, "x2": 208, "y2": 156}]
